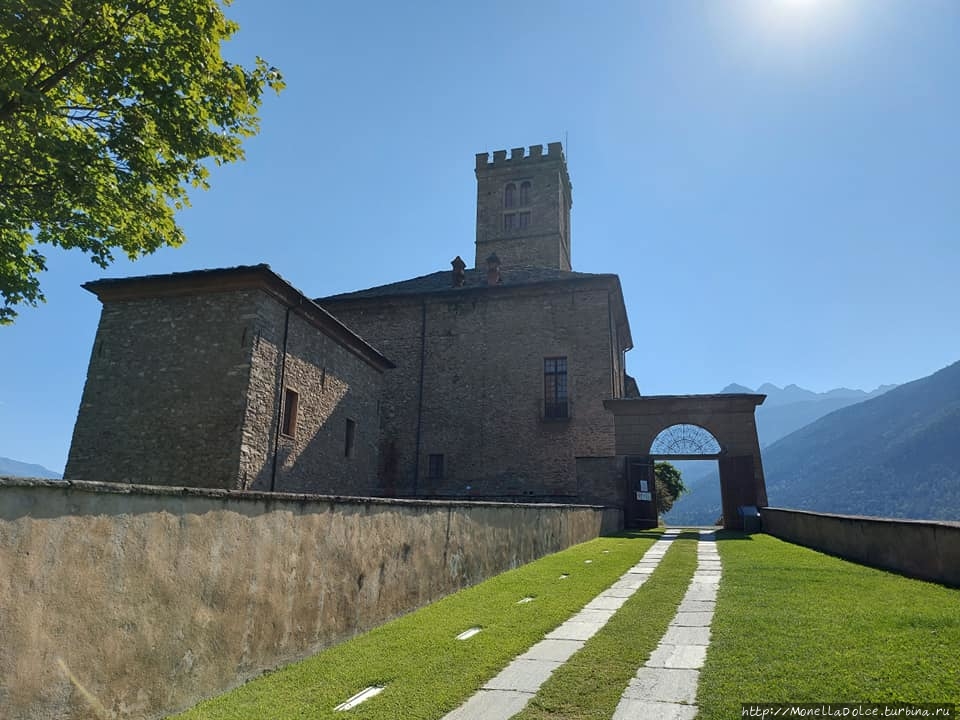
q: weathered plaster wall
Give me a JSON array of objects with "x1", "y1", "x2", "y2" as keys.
[
  {"x1": 761, "y1": 507, "x2": 960, "y2": 587},
  {"x1": 0, "y1": 478, "x2": 607, "y2": 720}
]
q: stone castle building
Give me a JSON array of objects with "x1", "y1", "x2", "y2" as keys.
[
  {"x1": 319, "y1": 143, "x2": 634, "y2": 505},
  {"x1": 66, "y1": 266, "x2": 393, "y2": 494},
  {"x1": 67, "y1": 142, "x2": 772, "y2": 525}
]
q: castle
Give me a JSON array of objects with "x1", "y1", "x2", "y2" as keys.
[{"x1": 65, "y1": 142, "x2": 767, "y2": 527}]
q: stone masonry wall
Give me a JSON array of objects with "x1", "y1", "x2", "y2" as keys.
[
  {"x1": 65, "y1": 290, "x2": 260, "y2": 487},
  {"x1": 474, "y1": 148, "x2": 572, "y2": 270},
  {"x1": 324, "y1": 282, "x2": 621, "y2": 500},
  {"x1": 0, "y1": 478, "x2": 608, "y2": 720},
  {"x1": 240, "y1": 295, "x2": 382, "y2": 493}
]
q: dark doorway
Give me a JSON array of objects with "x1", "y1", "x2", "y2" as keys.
[{"x1": 625, "y1": 456, "x2": 659, "y2": 529}]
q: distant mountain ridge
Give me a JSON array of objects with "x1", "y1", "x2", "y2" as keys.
[
  {"x1": 668, "y1": 361, "x2": 960, "y2": 524},
  {"x1": 0, "y1": 456, "x2": 62, "y2": 479},
  {"x1": 720, "y1": 381, "x2": 896, "y2": 446}
]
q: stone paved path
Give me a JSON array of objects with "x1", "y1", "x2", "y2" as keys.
[
  {"x1": 611, "y1": 530, "x2": 720, "y2": 720},
  {"x1": 441, "y1": 529, "x2": 682, "y2": 720}
]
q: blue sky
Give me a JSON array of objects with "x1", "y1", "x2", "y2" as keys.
[{"x1": 2, "y1": 0, "x2": 958, "y2": 473}]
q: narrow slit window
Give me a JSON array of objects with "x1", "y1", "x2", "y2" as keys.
[
  {"x1": 544, "y1": 357, "x2": 569, "y2": 419},
  {"x1": 427, "y1": 454, "x2": 444, "y2": 479},
  {"x1": 504, "y1": 183, "x2": 516, "y2": 209},
  {"x1": 281, "y1": 388, "x2": 299, "y2": 437},
  {"x1": 345, "y1": 418, "x2": 356, "y2": 458}
]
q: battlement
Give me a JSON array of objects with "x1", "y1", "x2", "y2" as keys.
[{"x1": 475, "y1": 142, "x2": 564, "y2": 169}]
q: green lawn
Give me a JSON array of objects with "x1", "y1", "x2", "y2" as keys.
[
  {"x1": 698, "y1": 533, "x2": 960, "y2": 718},
  {"x1": 173, "y1": 529, "x2": 960, "y2": 720},
  {"x1": 172, "y1": 531, "x2": 662, "y2": 720},
  {"x1": 515, "y1": 530, "x2": 698, "y2": 720}
]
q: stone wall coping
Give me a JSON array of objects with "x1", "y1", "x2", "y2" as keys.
[
  {"x1": 0, "y1": 477, "x2": 608, "y2": 511},
  {"x1": 762, "y1": 506, "x2": 960, "y2": 529}
]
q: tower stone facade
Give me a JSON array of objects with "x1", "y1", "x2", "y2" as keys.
[
  {"x1": 320, "y1": 141, "x2": 633, "y2": 504},
  {"x1": 474, "y1": 142, "x2": 572, "y2": 271}
]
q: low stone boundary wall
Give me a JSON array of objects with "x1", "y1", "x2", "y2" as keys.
[
  {"x1": 0, "y1": 478, "x2": 610, "y2": 720},
  {"x1": 760, "y1": 506, "x2": 960, "y2": 587}
]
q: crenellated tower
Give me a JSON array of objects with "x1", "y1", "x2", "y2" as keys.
[{"x1": 474, "y1": 142, "x2": 573, "y2": 271}]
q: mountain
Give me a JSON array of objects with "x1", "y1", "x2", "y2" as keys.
[
  {"x1": 719, "y1": 381, "x2": 896, "y2": 446},
  {"x1": 668, "y1": 361, "x2": 960, "y2": 524},
  {"x1": 668, "y1": 380, "x2": 897, "y2": 523},
  {"x1": 0, "y1": 456, "x2": 62, "y2": 480}
]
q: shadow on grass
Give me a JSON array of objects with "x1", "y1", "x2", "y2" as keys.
[
  {"x1": 715, "y1": 530, "x2": 755, "y2": 541},
  {"x1": 610, "y1": 530, "x2": 665, "y2": 540}
]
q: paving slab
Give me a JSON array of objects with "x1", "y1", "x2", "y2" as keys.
[
  {"x1": 612, "y1": 698, "x2": 699, "y2": 720},
  {"x1": 624, "y1": 667, "x2": 700, "y2": 703},
  {"x1": 584, "y1": 595, "x2": 629, "y2": 611},
  {"x1": 545, "y1": 620, "x2": 604, "y2": 641},
  {"x1": 570, "y1": 609, "x2": 615, "y2": 624},
  {"x1": 692, "y1": 577, "x2": 721, "y2": 585},
  {"x1": 444, "y1": 689, "x2": 532, "y2": 720},
  {"x1": 483, "y1": 658, "x2": 561, "y2": 692},
  {"x1": 684, "y1": 586, "x2": 718, "y2": 602},
  {"x1": 671, "y1": 611, "x2": 714, "y2": 627},
  {"x1": 603, "y1": 587, "x2": 637, "y2": 598},
  {"x1": 516, "y1": 638, "x2": 583, "y2": 663},
  {"x1": 647, "y1": 643, "x2": 708, "y2": 669},
  {"x1": 612, "y1": 577, "x2": 649, "y2": 589},
  {"x1": 677, "y1": 600, "x2": 715, "y2": 613},
  {"x1": 661, "y1": 625, "x2": 711, "y2": 646}
]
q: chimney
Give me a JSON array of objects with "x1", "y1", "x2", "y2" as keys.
[
  {"x1": 486, "y1": 253, "x2": 502, "y2": 285},
  {"x1": 451, "y1": 255, "x2": 466, "y2": 287}
]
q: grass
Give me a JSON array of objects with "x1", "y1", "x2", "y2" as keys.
[
  {"x1": 174, "y1": 529, "x2": 959, "y2": 719},
  {"x1": 697, "y1": 532, "x2": 960, "y2": 718},
  {"x1": 172, "y1": 530, "x2": 662, "y2": 720},
  {"x1": 515, "y1": 530, "x2": 699, "y2": 720}
]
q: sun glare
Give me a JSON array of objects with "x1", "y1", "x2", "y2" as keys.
[{"x1": 715, "y1": 0, "x2": 857, "y2": 65}]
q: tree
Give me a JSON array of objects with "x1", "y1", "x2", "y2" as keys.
[
  {"x1": 0, "y1": 1, "x2": 284, "y2": 323},
  {"x1": 655, "y1": 461, "x2": 686, "y2": 515}
]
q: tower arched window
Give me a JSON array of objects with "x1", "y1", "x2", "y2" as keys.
[
  {"x1": 519, "y1": 181, "x2": 531, "y2": 206},
  {"x1": 504, "y1": 183, "x2": 516, "y2": 209}
]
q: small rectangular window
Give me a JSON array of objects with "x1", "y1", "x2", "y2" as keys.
[
  {"x1": 281, "y1": 388, "x2": 299, "y2": 437},
  {"x1": 518, "y1": 211, "x2": 530, "y2": 229},
  {"x1": 427, "y1": 454, "x2": 444, "y2": 479},
  {"x1": 345, "y1": 418, "x2": 356, "y2": 458},
  {"x1": 544, "y1": 357, "x2": 569, "y2": 419},
  {"x1": 503, "y1": 213, "x2": 516, "y2": 231}
]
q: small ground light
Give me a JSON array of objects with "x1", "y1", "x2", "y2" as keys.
[
  {"x1": 517, "y1": 596, "x2": 535, "y2": 604},
  {"x1": 334, "y1": 686, "x2": 384, "y2": 711},
  {"x1": 559, "y1": 573, "x2": 569, "y2": 579},
  {"x1": 456, "y1": 627, "x2": 482, "y2": 640},
  {"x1": 584, "y1": 559, "x2": 593, "y2": 564}
]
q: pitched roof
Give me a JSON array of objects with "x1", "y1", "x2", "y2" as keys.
[
  {"x1": 83, "y1": 264, "x2": 394, "y2": 372},
  {"x1": 317, "y1": 266, "x2": 617, "y2": 302}
]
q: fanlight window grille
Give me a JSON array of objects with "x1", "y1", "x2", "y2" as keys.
[{"x1": 650, "y1": 424, "x2": 721, "y2": 455}]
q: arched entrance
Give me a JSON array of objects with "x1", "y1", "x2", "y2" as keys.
[{"x1": 604, "y1": 394, "x2": 768, "y2": 530}]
